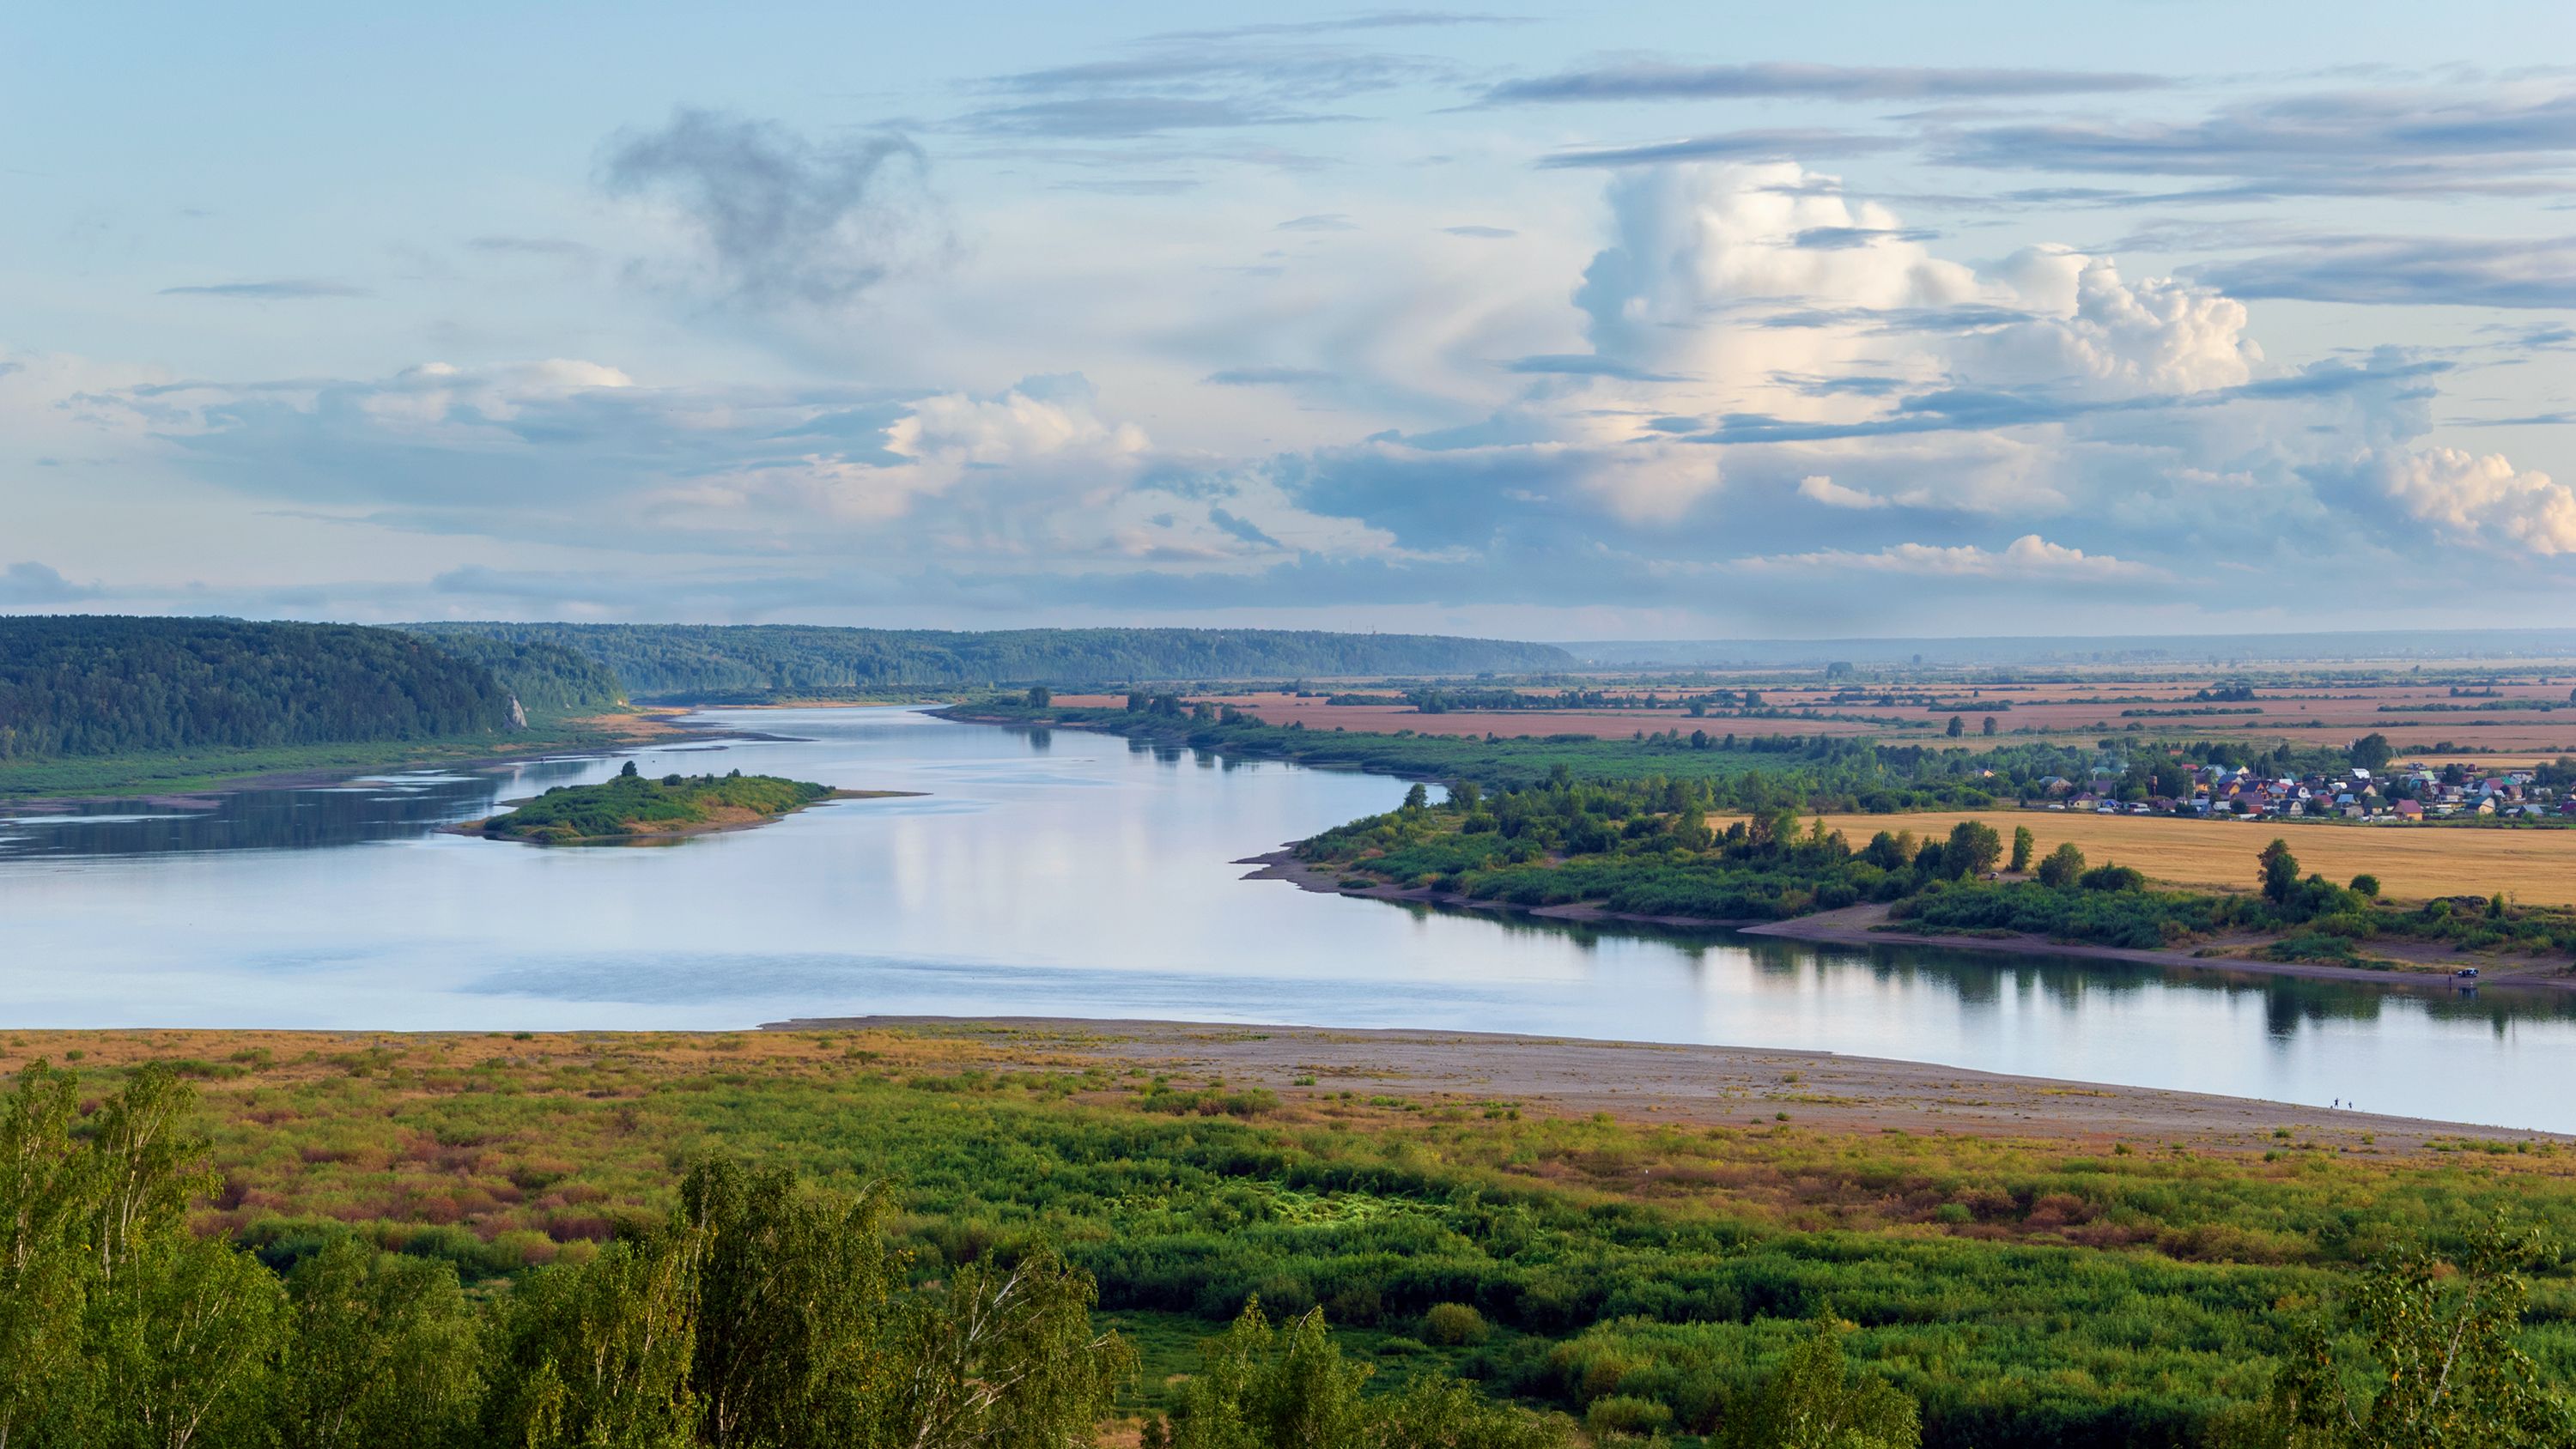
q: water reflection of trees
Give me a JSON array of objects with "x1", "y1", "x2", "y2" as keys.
[
  {"x1": 0, "y1": 760, "x2": 581, "y2": 858},
  {"x1": 1384, "y1": 895, "x2": 2576, "y2": 1040}
]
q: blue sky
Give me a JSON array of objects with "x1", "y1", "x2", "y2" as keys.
[{"x1": 6, "y1": 2, "x2": 2576, "y2": 637}]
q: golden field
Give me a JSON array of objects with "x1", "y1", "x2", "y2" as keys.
[{"x1": 1802, "y1": 809, "x2": 2576, "y2": 906}]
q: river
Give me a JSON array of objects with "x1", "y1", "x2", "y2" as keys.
[{"x1": 3, "y1": 706, "x2": 2571, "y2": 1131}]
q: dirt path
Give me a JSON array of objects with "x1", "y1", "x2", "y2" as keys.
[{"x1": 763, "y1": 1016, "x2": 2555, "y2": 1152}]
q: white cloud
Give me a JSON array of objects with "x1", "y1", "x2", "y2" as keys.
[
  {"x1": 1795, "y1": 473, "x2": 1889, "y2": 509},
  {"x1": 1973, "y1": 251, "x2": 2259, "y2": 397},
  {"x1": 2348, "y1": 446, "x2": 2576, "y2": 555},
  {"x1": 1746, "y1": 533, "x2": 2164, "y2": 581}
]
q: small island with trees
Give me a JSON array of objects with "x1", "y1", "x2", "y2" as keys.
[{"x1": 465, "y1": 763, "x2": 908, "y2": 845}]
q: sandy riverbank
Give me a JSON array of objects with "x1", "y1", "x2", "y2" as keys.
[{"x1": 762, "y1": 1016, "x2": 2555, "y2": 1152}]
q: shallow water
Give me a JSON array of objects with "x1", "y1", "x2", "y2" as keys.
[{"x1": 3, "y1": 706, "x2": 2570, "y2": 1131}]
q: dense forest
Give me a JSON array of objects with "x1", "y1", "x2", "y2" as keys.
[
  {"x1": 0, "y1": 616, "x2": 526, "y2": 761},
  {"x1": 408, "y1": 632, "x2": 625, "y2": 714},
  {"x1": 408, "y1": 622, "x2": 1577, "y2": 700}
]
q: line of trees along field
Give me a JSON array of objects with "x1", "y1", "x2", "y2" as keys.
[
  {"x1": 0, "y1": 617, "x2": 624, "y2": 761},
  {"x1": 407, "y1": 622, "x2": 1579, "y2": 700}
]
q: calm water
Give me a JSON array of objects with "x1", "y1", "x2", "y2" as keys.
[{"x1": 3, "y1": 706, "x2": 2572, "y2": 1131}]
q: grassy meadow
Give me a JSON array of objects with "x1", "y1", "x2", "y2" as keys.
[{"x1": 8, "y1": 1025, "x2": 2573, "y2": 1446}]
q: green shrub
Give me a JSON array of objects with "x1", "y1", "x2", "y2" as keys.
[{"x1": 1423, "y1": 1300, "x2": 1492, "y2": 1345}]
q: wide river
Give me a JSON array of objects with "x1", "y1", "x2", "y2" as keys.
[{"x1": 4, "y1": 706, "x2": 2571, "y2": 1131}]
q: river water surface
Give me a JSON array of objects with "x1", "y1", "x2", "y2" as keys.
[{"x1": 3, "y1": 706, "x2": 2571, "y2": 1131}]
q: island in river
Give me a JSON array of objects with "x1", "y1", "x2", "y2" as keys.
[{"x1": 459, "y1": 766, "x2": 917, "y2": 845}]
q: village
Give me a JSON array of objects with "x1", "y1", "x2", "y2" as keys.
[{"x1": 2035, "y1": 760, "x2": 2572, "y2": 823}]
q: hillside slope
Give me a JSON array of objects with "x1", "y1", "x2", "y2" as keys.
[{"x1": 0, "y1": 615, "x2": 524, "y2": 761}]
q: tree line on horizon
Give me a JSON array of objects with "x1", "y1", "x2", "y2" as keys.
[
  {"x1": 0, "y1": 616, "x2": 625, "y2": 762},
  {"x1": 406, "y1": 621, "x2": 1579, "y2": 701}
]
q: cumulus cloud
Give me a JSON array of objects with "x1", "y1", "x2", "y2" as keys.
[
  {"x1": 1574, "y1": 161, "x2": 1977, "y2": 378},
  {"x1": 602, "y1": 110, "x2": 941, "y2": 311},
  {"x1": 1967, "y1": 250, "x2": 2258, "y2": 395},
  {"x1": 2332, "y1": 446, "x2": 2576, "y2": 555}
]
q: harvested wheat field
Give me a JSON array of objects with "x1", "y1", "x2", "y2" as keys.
[{"x1": 1800, "y1": 810, "x2": 2576, "y2": 906}]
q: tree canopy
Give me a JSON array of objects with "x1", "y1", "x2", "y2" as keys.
[{"x1": 0, "y1": 616, "x2": 522, "y2": 761}]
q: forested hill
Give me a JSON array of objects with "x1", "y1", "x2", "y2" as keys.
[
  {"x1": 406, "y1": 623, "x2": 1577, "y2": 700},
  {"x1": 416, "y1": 633, "x2": 625, "y2": 714},
  {"x1": 0, "y1": 616, "x2": 549, "y2": 761}
]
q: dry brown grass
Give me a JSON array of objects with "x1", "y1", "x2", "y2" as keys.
[{"x1": 1800, "y1": 810, "x2": 2576, "y2": 905}]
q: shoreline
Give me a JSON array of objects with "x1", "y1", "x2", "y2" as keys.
[
  {"x1": 449, "y1": 786, "x2": 922, "y2": 846},
  {"x1": 1239, "y1": 847, "x2": 2576, "y2": 995},
  {"x1": 0, "y1": 710, "x2": 796, "y2": 811},
  {"x1": 760, "y1": 1016, "x2": 2561, "y2": 1150}
]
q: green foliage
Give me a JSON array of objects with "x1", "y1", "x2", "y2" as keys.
[
  {"x1": 39, "y1": 1033, "x2": 2576, "y2": 1448},
  {"x1": 2008, "y1": 826, "x2": 2035, "y2": 874},
  {"x1": 2229, "y1": 1223, "x2": 2573, "y2": 1447},
  {"x1": 0, "y1": 616, "x2": 518, "y2": 761},
  {"x1": 488, "y1": 772, "x2": 831, "y2": 843},
  {"x1": 407, "y1": 633, "x2": 626, "y2": 715},
  {"x1": 1161, "y1": 1300, "x2": 1567, "y2": 1449},
  {"x1": 1421, "y1": 1303, "x2": 1490, "y2": 1347},
  {"x1": 1722, "y1": 1317, "x2": 1921, "y2": 1449},
  {"x1": 2035, "y1": 843, "x2": 2087, "y2": 889},
  {"x1": 279, "y1": 1240, "x2": 482, "y2": 1449},
  {"x1": 0, "y1": 1061, "x2": 1141, "y2": 1449},
  {"x1": 0, "y1": 1063, "x2": 284, "y2": 1449},
  {"x1": 1943, "y1": 821, "x2": 2002, "y2": 879},
  {"x1": 410, "y1": 623, "x2": 1577, "y2": 702},
  {"x1": 2260, "y1": 840, "x2": 2302, "y2": 905}
]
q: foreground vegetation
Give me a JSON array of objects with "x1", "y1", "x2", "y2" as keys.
[
  {"x1": 478, "y1": 765, "x2": 837, "y2": 844},
  {"x1": 6, "y1": 1030, "x2": 2573, "y2": 1446}
]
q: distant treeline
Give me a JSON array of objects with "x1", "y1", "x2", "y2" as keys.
[
  {"x1": 0, "y1": 616, "x2": 623, "y2": 762},
  {"x1": 0, "y1": 616, "x2": 510, "y2": 761},
  {"x1": 409, "y1": 632, "x2": 625, "y2": 714},
  {"x1": 408, "y1": 622, "x2": 1577, "y2": 701}
]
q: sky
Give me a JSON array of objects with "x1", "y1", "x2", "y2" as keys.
[{"x1": 5, "y1": 2, "x2": 2576, "y2": 640}]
